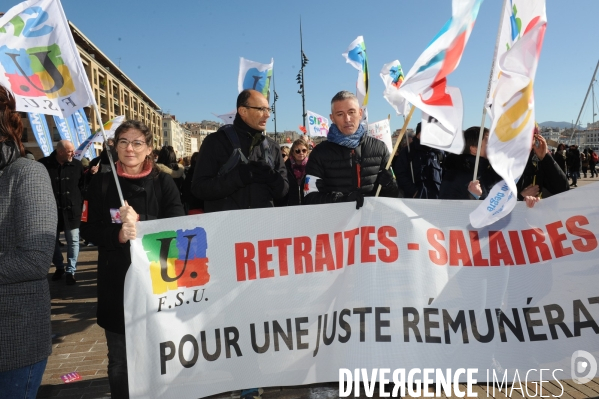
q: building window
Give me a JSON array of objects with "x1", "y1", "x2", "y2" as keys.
[
  {"x1": 52, "y1": 127, "x2": 61, "y2": 141},
  {"x1": 21, "y1": 127, "x2": 28, "y2": 142}
]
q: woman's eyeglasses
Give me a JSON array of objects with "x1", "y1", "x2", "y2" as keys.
[
  {"x1": 117, "y1": 139, "x2": 147, "y2": 151},
  {"x1": 294, "y1": 149, "x2": 308, "y2": 154},
  {"x1": 282, "y1": 153, "x2": 288, "y2": 158}
]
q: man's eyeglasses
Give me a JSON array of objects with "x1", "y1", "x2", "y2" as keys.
[
  {"x1": 117, "y1": 139, "x2": 147, "y2": 151},
  {"x1": 294, "y1": 148, "x2": 308, "y2": 154},
  {"x1": 243, "y1": 105, "x2": 271, "y2": 114}
]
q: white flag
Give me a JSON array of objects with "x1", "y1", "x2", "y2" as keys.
[
  {"x1": 380, "y1": 60, "x2": 410, "y2": 116},
  {"x1": 213, "y1": 110, "x2": 235, "y2": 125},
  {"x1": 342, "y1": 36, "x2": 369, "y2": 108},
  {"x1": 74, "y1": 115, "x2": 124, "y2": 160},
  {"x1": 306, "y1": 110, "x2": 329, "y2": 137},
  {"x1": 237, "y1": 57, "x2": 273, "y2": 102},
  {"x1": 469, "y1": 179, "x2": 517, "y2": 228},
  {"x1": 0, "y1": 0, "x2": 94, "y2": 117},
  {"x1": 398, "y1": 0, "x2": 483, "y2": 152},
  {"x1": 367, "y1": 118, "x2": 393, "y2": 154},
  {"x1": 486, "y1": 0, "x2": 547, "y2": 195}
]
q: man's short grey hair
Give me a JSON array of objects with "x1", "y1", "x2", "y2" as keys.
[{"x1": 330, "y1": 91, "x2": 359, "y2": 112}]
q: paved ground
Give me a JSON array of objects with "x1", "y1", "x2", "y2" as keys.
[{"x1": 38, "y1": 177, "x2": 599, "y2": 398}]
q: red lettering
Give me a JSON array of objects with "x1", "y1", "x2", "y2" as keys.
[
  {"x1": 360, "y1": 226, "x2": 376, "y2": 263},
  {"x1": 378, "y1": 226, "x2": 399, "y2": 263},
  {"x1": 521, "y1": 228, "x2": 552, "y2": 264},
  {"x1": 334, "y1": 232, "x2": 344, "y2": 269},
  {"x1": 293, "y1": 236, "x2": 313, "y2": 274},
  {"x1": 344, "y1": 228, "x2": 360, "y2": 266},
  {"x1": 273, "y1": 238, "x2": 292, "y2": 276},
  {"x1": 257, "y1": 240, "x2": 274, "y2": 279},
  {"x1": 315, "y1": 234, "x2": 335, "y2": 272},
  {"x1": 469, "y1": 231, "x2": 489, "y2": 266},
  {"x1": 508, "y1": 231, "x2": 527, "y2": 265},
  {"x1": 566, "y1": 215, "x2": 598, "y2": 252},
  {"x1": 489, "y1": 231, "x2": 514, "y2": 266},
  {"x1": 449, "y1": 230, "x2": 472, "y2": 266},
  {"x1": 545, "y1": 221, "x2": 573, "y2": 258},
  {"x1": 427, "y1": 228, "x2": 447, "y2": 266},
  {"x1": 235, "y1": 242, "x2": 256, "y2": 281}
]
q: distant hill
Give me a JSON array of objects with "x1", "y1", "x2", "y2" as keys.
[{"x1": 539, "y1": 121, "x2": 584, "y2": 130}]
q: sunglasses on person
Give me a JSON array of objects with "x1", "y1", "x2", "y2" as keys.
[
  {"x1": 294, "y1": 148, "x2": 308, "y2": 154},
  {"x1": 282, "y1": 153, "x2": 288, "y2": 157}
]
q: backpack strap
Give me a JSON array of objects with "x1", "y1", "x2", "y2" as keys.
[{"x1": 218, "y1": 125, "x2": 248, "y2": 176}]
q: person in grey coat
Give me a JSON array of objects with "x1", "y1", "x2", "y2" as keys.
[{"x1": 0, "y1": 85, "x2": 57, "y2": 398}]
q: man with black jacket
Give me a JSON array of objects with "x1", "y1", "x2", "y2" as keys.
[
  {"x1": 303, "y1": 91, "x2": 398, "y2": 208},
  {"x1": 393, "y1": 122, "x2": 443, "y2": 199},
  {"x1": 39, "y1": 140, "x2": 84, "y2": 285},
  {"x1": 191, "y1": 90, "x2": 288, "y2": 214}
]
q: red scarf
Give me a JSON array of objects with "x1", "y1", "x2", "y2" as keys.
[
  {"x1": 116, "y1": 160, "x2": 153, "y2": 179},
  {"x1": 290, "y1": 157, "x2": 308, "y2": 183}
]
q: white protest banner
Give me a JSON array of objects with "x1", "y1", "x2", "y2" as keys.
[
  {"x1": 125, "y1": 185, "x2": 599, "y2": 399},
  {"x1": 306, "y1": 110, "x2": 329, "y2": 137},
  {"x1": 0, "y1": 0, "x2": 94, "y2": 117},
  {"x1": 367, "y1": 118, "x2": 392, "y2": 153},
  {"x1": 238, "y1": 57, "x2": 273, "y2": 102}
]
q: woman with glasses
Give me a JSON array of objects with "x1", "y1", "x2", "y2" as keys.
[
  {"x1": 81, "y1": 120, "x2": 184, "y2": 399},
  {"x1": 283, "y1": 139, "x2": 310, "y2": 205}
]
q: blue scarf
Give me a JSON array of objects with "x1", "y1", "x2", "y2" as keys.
[{"x1": 327, "y1": 123, "x2": 366, "y2": 149}]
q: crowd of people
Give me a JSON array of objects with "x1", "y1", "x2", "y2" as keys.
[{"x1": 0, "y1": 84, "x2": 593, "y2": 398}]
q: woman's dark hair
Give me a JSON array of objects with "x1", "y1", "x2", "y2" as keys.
[
  {"x1": 113, "y1": 120, "x2": 153, "y2": 146},
  {"x1": 0, "y1": 85, "x2": 25, "y2": 156},
  {"x1": 157, "y1": 146, "x2": 177, "y2": 165},
  {"x1": 462, "y1": 126, "x2": 489, "y2": 155}
]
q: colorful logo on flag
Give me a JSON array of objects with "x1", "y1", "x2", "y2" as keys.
[
  {"x1": 142, "y1": 227, "x2": 210, "y2": 295},
  {"x1": 389, "y1": 64, "x2": 405, "y2": 89},
  {"x1": 242, "y1": 68, "x2": 272, "y2": 100},
  {"x1": 0, "y1": 43, "x2": 76, "y2": 98}
]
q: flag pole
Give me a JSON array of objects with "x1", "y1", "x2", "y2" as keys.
[
  {"x1": 473, "y1": 0, "x2": 508, "y2": 181},
  {"x1": 376, "y1": 105, "x2": 415, "y2": 197},
  {"x1": 91, "y1": 104, "x2": 125, "y2": 206},
  {"x1": 56, "y1": 0, "x2": 125, "y2": 206}
]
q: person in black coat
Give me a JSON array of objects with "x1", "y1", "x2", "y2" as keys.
[
  {"x1": 393, "y1": 122, "x2": 443, "y2": 199},
  {"x1": 279, "y1": 139, "x2": 309, "y2": 206},
  {"x1": 440, "y1": 127, "x2": 502, "y2": 200},
  {"x1": 80, "y1": 120, "x2": 184, "y2": 399},
  {"x1": 516, "y1": 133, "x2": 569, "y2": 200},
  {"x1": 191, "y1": 90, "x2": 288, "y2": 213},
  {"x1": 39, "y1": 140, "x2": 85, "y2": 284},
  {"x1": 566, "y1": 144, "x2": 581, "y2": 187},
  {"x1": 180, "y1": 151, "x2": 204, "y2": 213},
  {"x1": 303, "y1": 91, "x2": 398, "y2": 208}
]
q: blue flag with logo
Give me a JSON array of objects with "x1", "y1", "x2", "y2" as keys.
[
  {"x1": 53, "y1": 109, "x2": 94, "y2": 160},
  {"x1": 27, "y1": 112, "x2": 53, "y2": 157}
]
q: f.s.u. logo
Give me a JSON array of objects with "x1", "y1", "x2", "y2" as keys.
[
  {"x1": 142, "y1": 227, "x2": 210, "y2": 295},
  {"x1": 0, "y1": 43, "x2": 76, "y2": 98}
]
